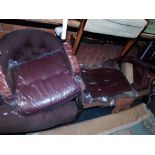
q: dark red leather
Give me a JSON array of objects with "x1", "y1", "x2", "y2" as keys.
[
  {"x1": 0, "y1": 29, "x2": 82, "y2": 134},
  {"x1": 12, "y1": 51, "x2": 80, "y2": 115},
  {"x1": 81, "y1": 56, "x2": 155, "y2": 110},
  {"x1": 0, "y1": 29, "x2": 64, "y2": 90},
  {"x1": 81, "y1": 68, "x2": 133, "y2": 97},
  {"x1": 0, "y1": 100, "x2": 79, "y2": 134}
]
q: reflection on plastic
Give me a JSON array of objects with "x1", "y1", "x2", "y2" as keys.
[
  {"x1": 11, "y1": 51, "x2": 80, "y2": 115},
  {"x1": 83, "y1": 90, "x2": 135, "y2": 108},
  {"x1": 81, "y1": 64, "x2": 137, "y2": 108}
]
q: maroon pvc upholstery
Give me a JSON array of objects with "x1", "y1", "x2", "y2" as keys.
[
  {"x1": 0, "y1": 29, "x2": 64, "y2": 90},
  {"x1": 0, "y1": 100, "x2": 79, "y2": 134},
  {"x1": 0, "y1": 29, "x2": 82, "y2": 134},
  {"x1": 12, "y1": 51, "x2": 80, "y2": 115},
  {"x1": 81, "y1": 56, "x2": 155, "y2": 108},
  {"x1": 82, "y1": 68, "x2": 133, "y2": 98}
]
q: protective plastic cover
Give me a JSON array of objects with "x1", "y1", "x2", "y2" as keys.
[
  {"x1": 9, "y1": 50, "x2": 80, "y2": 115},
  {"x1": 63, "y1": 42, "x2": 81, "y2": 76},
  {"x1": 81, "y1": 63, "x2": 137, "y2": 110},
  {"x1": 0, "y1": 30, "x2": 83, "y2": 133}
]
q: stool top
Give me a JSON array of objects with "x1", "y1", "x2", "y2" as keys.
[{"x1": 84, "y1": 19, "x2": 147, "y2": 38}]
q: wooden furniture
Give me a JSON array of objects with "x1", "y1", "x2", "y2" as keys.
[
  {"x1": 0, "y1": 19, "x2": 148, "y2": 57},
  {"x1": 72, "y1": 19, "x2": 148, "y2": 57}
]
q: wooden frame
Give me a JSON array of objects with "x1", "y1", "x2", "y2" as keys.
[
  {"x1": 72, "y1": 19, "x2": 141, "y2": 57},
  {"x1": 72, "y1": 19, "x2": 87, "y2": 55}
]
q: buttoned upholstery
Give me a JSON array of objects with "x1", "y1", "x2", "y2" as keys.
[{"x1": 0, "y1": 29, "x2": 82, "y2": 134}]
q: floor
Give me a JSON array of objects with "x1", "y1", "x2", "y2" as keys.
[{"x1": 111, "y1": 115, "x2": 155, "y2": 135}]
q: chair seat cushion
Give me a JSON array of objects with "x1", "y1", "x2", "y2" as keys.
[
  {"x1": 81, "y1": 68, "x2": 133, "y2": 98},
  {"x1": 12, "y1": 51, "x2": 80, "y2": 115}
]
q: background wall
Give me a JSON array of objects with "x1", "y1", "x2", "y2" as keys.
[{"x1": 0, "y1": 23, "x2": 55, "y2": 38}]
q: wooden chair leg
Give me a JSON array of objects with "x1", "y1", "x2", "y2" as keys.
[
  {"x1": 120, "y1": 38, "x2": 137, "y2": 57},
  {"x1": 72, "y1": 19, "x2": 87, "y2": 55}
]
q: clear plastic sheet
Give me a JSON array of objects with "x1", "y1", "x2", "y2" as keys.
[
  {"x1": 81, "y1": 59, "x2": 138, "y2": 109},
  {"x1": 2, "y1": 41, "x2": 82, "y2": 116},
  {"x1": 63, "y1": 42, "x2": 85, "y2": 101},
  {"x1": 10, "y1": 51, "x2": 81, "y2": 115},
  {"x1": 83, "y1": 89, "x2": 136, "y2": 108},
  {"x1": 6, "y1": 51, "x2": 64, "y2": 107},
  {"x1": 74, "y1": 76, "x2": 85, "y2": 91},
  {"x1": 0, "y1": 29, "x2": 82, "y2": 133},
  {"x1": 63, "y1": 42, "x2": 81, "y2": 76}
]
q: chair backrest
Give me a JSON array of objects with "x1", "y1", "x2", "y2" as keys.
[{"x1": 0, "y1": 29, "x2": 64, "y2": 95}]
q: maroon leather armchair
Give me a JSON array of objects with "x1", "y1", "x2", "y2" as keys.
[
  {"x1": 81, "y1": 56, "x2": 155, "y2": 111},
  {"x1": 0, "y1": 29, "x2": 82, "y2": 134}
]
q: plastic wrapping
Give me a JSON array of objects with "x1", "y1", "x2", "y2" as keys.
[
  {"x1": 81, "y1": 63, "x2": 138, "y2": 109},
  {"x1": 11, "y1": 51, "x2": 80, "y2": 115},
  {"x1": 0, "y1": 97, "x2": 80, "y2": 134},
  {"x1": 0, "y1": 29, "x2": 83, "y2": 134},
  {"x1": 0, "y1": 68, "x2": 80, "y2": 132},
  {"x1": 0, "y1": 28, "x2": 154, "y2": 134},
  {"x1": 63, "y1": 42, "x2": 81, "y2": 76},
  {"x1": 4, "y1": 41, "x2": 82, "y2": 115},
  {"x1": 83, "y1": 89, "x2": 136, "y2": 108},
  {"x1": 80, "y1": 56, "x2": 154, "y2": 110}
]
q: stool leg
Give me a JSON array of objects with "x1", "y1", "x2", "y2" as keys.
[{"x1": 72, "y1": 19, "x2": 87, "y2": 55}]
